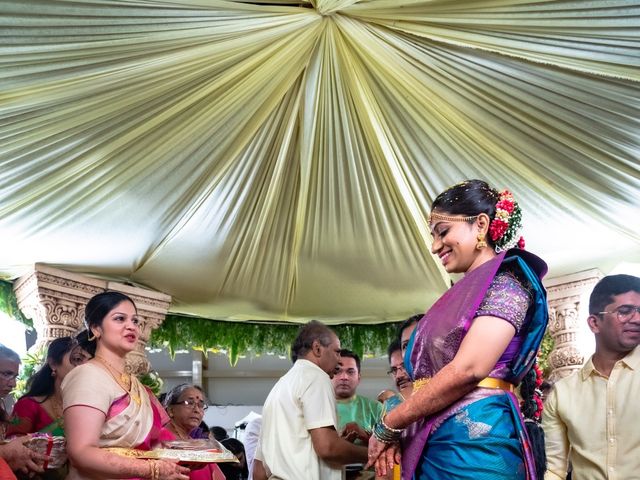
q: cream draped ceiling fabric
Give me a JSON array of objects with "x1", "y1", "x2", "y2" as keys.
[{"x1": 1, "y1": 0, "x2": 639, "y2": 324}]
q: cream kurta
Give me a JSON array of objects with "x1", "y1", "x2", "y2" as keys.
[{"x1": 543, "y1": 347, "x2": 640, "y2": 480}]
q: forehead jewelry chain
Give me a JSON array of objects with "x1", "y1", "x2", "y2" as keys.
[{"x1": 428, "y1": 212, "x2": 478, "y2": 224}]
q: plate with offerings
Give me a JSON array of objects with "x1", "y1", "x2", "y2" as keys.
[{"x1": 107, "y1": 438, "x2": 238, "y2": 463}]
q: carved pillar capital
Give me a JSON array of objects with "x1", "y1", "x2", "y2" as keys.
[
  {"x1": 545, "y1": 269, "x2": 602, "y2": 382},
  {"x1": 13, "y1": 264, "x2": 171, "y2": 375},
  {"x1": 13, "y1": 265, "x2": 106, "y2": 351}
]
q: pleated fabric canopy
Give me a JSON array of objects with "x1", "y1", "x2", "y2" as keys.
[{"x1": 1, "y1": 0, "x2": 639, "y2": 324}]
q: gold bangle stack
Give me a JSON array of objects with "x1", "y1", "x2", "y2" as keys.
[{"x1": 148, "y1": 460, "x2": 160, "y2": 480}]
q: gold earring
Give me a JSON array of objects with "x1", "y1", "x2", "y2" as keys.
[{"x1": 476, "y1": 233, "x2": 487, "y2": 250}]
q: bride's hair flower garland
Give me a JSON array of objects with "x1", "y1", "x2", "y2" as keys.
[
  {"x1": 520, "y1": 361, "x2": 545, "y2": 422},
  {"x1": 489, "y1": 189, "x2": 524, "y2": 252}
]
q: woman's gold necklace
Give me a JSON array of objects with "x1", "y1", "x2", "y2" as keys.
[
  {"x1": 170, "y1": 421, "x2": 190, "y2": 440},
  {"x1": 94, "y1": 355, "x2": 141, "y2": 405}
]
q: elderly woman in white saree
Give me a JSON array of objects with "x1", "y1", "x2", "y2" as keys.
[{"x1": 62, "y1": 291, "x2": 190, "y2": 480}]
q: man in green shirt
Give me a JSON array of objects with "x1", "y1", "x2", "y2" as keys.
[{"x1": 332, "y1": 349, "x2": 382, "y2": 438}]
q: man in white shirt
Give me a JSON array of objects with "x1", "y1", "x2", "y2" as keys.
[
  {"x1": 244, "y1": 415, "x2": 262, "y2": 480},
  {"x1": 253, "y1": 321, "x2": 368, "y2": 480}
]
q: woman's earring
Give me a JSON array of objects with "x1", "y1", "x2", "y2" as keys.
[
  {"x1": 476, "y1": 233, "x2": 487, "y2": 250},
  {"x1": 51, "y1": 370, "x2": 57, "y2": 377}
]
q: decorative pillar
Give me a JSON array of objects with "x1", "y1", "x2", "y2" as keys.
[
  {"x1": 13, "y1": 264, "x2": 171, "y2": 375},
  {"x1": 545, "y1": 269, "x2": 602, "y2": 382},
  {"x1": 13, "y1": 264, "x2": 106, "y2": 351}
]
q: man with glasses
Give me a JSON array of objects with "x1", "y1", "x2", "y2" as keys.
[
  {"x1": 543, "y1": 274, "x2": 640, "y2": 480},
  {"x1": 332, "y1": 349, "x2": 382, "y2": 442},
  {"x1": 0, "y1": 344, "x2": 19, "y2": 410},
  {"x1": 388, "y1": 314, "x2": 420, "y2": 398},
  {"x1": 0, "y1": 343, "x2": 47, "y2": 477},
  {"x1": 386, "y1": 340, "x2": 413, "y2": 398}
]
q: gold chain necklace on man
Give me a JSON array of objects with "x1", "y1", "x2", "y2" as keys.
[{"x1": 94, "y1": 355, "x2": 141, "y2": 405}]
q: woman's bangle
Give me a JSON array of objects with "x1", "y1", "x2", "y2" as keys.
[
  {"x1": 373, "y1": 415, "x2": 403, "y2": 444},
  {"x1": 148, "y1": 460, "x2": 159, "y2": 480}
]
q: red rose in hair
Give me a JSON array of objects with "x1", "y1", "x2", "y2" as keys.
[
  {"x1": 496, "y1": 199, "x2": 514, "y2": 214},
  {"x1": 489, "y1": 219, "x2": 508, "y2": 240}
]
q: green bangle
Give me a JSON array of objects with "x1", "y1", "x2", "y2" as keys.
[{"x1": 373, "y1": 416, "x2": 403, "y2": 444}]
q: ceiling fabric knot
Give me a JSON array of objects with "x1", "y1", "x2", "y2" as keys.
[
  {"x1": 0, "y1": 0, "x2": 638, "y2": 324},
  {"x1": 311, "y1": 0, "x2": 362, "y2": 16}
]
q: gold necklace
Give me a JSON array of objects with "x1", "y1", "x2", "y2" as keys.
[
  {"x1": 94, "y1": 356, "x2": 141, "y2": 405},
  {"x1": 170, "y1": 422, "x2": 190, "y2": 440},
  {"x1": 94, "y1": 355, "x2": 132, "y2": 389}
]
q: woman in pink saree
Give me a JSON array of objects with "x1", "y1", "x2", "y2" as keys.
[{"x1": 62, "y1": 291, "x2": 190, "y2": 480}]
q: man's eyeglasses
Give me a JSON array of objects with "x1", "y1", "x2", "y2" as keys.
[
  {"x1": 599, "y1": 305, "x2": 640, "y2": 323},
  {"x1": 0, "y1": 371, "x2": 19, "y2": 381},
  {"x1": 173, "y1": 399, "x2": 208, "y2": 411},
  {"x1": 387, "y1": 365, "x2": 406, "y2": 376}
]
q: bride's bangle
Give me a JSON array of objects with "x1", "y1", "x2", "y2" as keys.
[{"x1": 373, "y1": 416, "x2": 403, "y2": 443}]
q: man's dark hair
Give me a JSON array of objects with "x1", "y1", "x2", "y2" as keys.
[
  {"x1": 397, "y1": 314, "x2": 422, "y2": 340},
  {"x1": 291, "y1": 320, "x2": 334, "y2": 362},
  {"x1": 589, "y1": 274, "x2": 640, "y2": 315},
  {"x1": 387, "y1": 339, "x2": 401, "y2": 363},
  {"x1": 339, "y1": 349, "x2": 361, "y2": 372}
]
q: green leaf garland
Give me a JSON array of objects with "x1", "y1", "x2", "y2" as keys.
[
  {"x1": 150, "y1": 315, "x2": 401, "y2": 366},
  {"x1": 0, "y1": 279, "x2": 31, "y2": 327}
]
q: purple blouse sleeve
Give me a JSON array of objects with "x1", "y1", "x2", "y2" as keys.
[{"x1": 475, "y1": 271, "x2": 531, "y2": 334}]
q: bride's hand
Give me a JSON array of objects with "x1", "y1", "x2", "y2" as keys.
[
  {"x1": 366, "y1": 439, "x2": 400, "y2": 477},
  {"x1": 365, "y1": 435, "x2": 386, "y2": 469}
]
